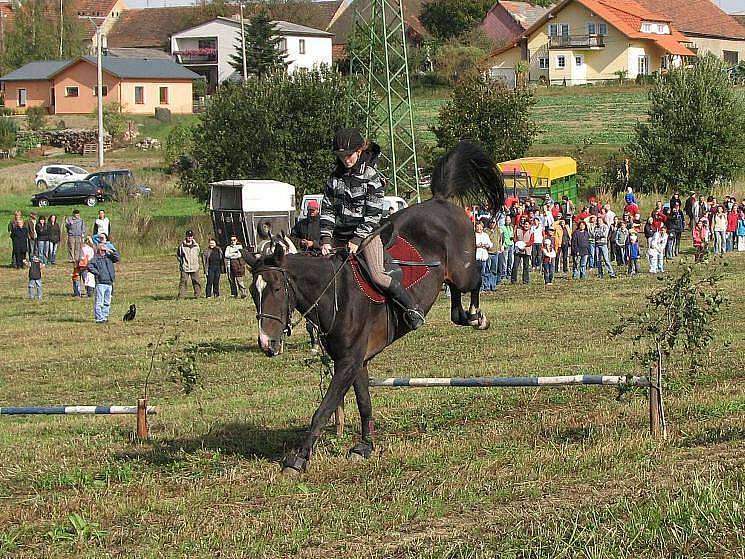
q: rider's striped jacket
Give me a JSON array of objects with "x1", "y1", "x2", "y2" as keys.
[{"x1": 319, "y1": 151, "x2": 384, "y2": 247}]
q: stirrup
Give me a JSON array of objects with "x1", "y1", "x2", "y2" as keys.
[{"x1": 404, "y1": 308, "x2": 425, "y2": 330}]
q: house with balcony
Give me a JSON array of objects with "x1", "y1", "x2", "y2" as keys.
[
  {"x1": 487, "y1": 0, "x2": 695, "y2": 86},
  {"x1": 170, "y1": 16, "x2": 333, "y2": 91}
]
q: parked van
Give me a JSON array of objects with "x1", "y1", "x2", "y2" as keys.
[{"x1": 298, "y1": 194, "x2": 408, "y2": 220}]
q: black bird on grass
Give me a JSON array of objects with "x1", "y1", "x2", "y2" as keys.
[{"x1": 123, "y1": 304, "x2": 137, "y2": 321}]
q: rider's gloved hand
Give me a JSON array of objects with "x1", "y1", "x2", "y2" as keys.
[{"x1": 321, "y1": 243, "x2": 332, "y2": 256}]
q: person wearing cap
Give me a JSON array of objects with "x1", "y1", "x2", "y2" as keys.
[
  {"x1": 87, "y1": 242, "x2": 120, "y2": 323},
  {"x1": 291, "y1": 199, "x2": 321, "y2": 253},
  {"x1": 320, "y1": 128, "x2": 424, "y2": 330},
  {"x1": 176, "y1": 230, "x2": 202, "y2": 298},
  {"x1": 65, "y1": 209, "x2": 86, "y2": 262}
]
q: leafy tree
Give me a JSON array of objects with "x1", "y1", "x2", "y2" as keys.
[
  {"x1": 420, "y1": 0, "x2": 492, "y2": 41},
  {"x1": 181, "y1": 68, "x2": 362, "y2": 202},
  {"x1": 97, "y1": 102, "x2": 126, "y2": 140},
  {"x1": 1, "y1": 0, "x2": 85, "y2": 72},
  {"x1": 629, "y1": 53, "x2": 745, "y2": 193},
  {"x1": 164, "y1": 121, "x2": 195, "y2": 171},
  {"x1": 432, "y1": 72, "x2": 537, "y2": 164},
  {"x1": 0, "y1": 117, "x2": 18, "y2": 149},
  {"x1": 229, "y1": 12, "x2": 288, "y2": 79},
  {"x1": 26, "y1": 107, "x2": 47, "y2": 131}
]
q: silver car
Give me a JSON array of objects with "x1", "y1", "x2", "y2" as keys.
[{"x1": 35, "y1": 164, "x2": 89, "y2": 189}]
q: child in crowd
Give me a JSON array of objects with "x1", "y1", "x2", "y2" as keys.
[
  {"x1": 693, "y1": 217, "x2": 710, "y2": 262},
  {"x1": 542, "y1": 238, "x2": 556, "y2": 286},
  {"x1": 627, "y1": 233, "x2": 641, "y2": 275},
  {"x1": 28, "y1": 255, "x2": 44, "y2": 300},
  {"x1": 72, "y1": 263, "x2": 82, "y2": 297}
]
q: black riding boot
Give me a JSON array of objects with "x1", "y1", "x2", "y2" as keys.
[{"x1": 386, "y1": 279, "x2": 425, "y2": 330}]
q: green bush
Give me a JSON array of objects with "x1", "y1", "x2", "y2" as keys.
[
  {"x1": 432, "y1": 72, "x2": 537, "y2": 165},
  {"x1": 181, "y1": 68, "x2": 362, "y2": 202},
  {"x1": 95, "y1": 102, "x2": 126, "y2": 140},
  {"x1": 26, "y1": 106, "x2": 47, "y2": 131},
  {"x1": 0, "y1": 117, "x2": 18, "y2": 149},
  {"x1": 164, "y1": 121, "x2": 194, "y2": 171},
  {"x1": 629, "y1": 53, "x2": 745, "y2": 192}
]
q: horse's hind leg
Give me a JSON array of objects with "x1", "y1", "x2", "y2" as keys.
[{"x1": 349, "y1": 366, "x2": 375, "y2": 460}]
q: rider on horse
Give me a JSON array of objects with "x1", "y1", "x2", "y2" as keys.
[{"x1": 319, "y1": 128, "x2": 425, "y2": 330}]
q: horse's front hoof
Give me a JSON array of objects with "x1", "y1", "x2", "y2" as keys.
[
  {"x1": 474, "y1": 313, "x2": 489, "y2": 330},
  {"x1": 348, "y1": 441, "x2": 374, "y2": 461},
  {"x1": 281, "y1": 453, "x2": 308, "y2": 475},
  {"x1": 281, "y1": 466, "x2": 302, "y2": 477}
]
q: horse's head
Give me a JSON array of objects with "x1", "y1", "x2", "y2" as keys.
[{"x1": 245, "y1": 234, "x2": 298, "y2": 357}]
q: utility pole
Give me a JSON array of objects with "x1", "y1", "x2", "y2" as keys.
[
  {"x1": 59, "y1": 0, "x2": 64, "y2": 56},
  {"x1": 239, "y1": 2, "x2": 248, "y2": 82},
  {"x1": 82, "y1": 16, "x2": 106, "y2": 167}
]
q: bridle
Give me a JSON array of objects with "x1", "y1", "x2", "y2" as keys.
[{"x1": 253, "y1": 266, "x2": 296, "y2": 337}]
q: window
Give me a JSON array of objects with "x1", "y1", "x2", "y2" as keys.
[
  {"x1": 641, "y1": 23, "x2": 652, "y2": 33},
  {"x1": 557, "y1": 55, "x2": 566, "y2": 69},
  {"x1": 549, "y1": 23, "x2": 568, "y2": 37},
  {"x1": 17, "y1": 88, "x2": 27, "y2": 107},
  {"x1": 724, "y1": 50, "x2": 739, "y2": 65},
  {"x1": 539, "y1": 57, "x2": 549, "y2": 70},
  {"x1": 279, "y1": 38, "x2": 287, "y2": 52},
  {"x1": 588, "y1": 22, "x2": 596, "y2": 35},
  {"x1": 134, "y1": 86, "x2": 144, "y2": 104},
  {"x1": 638, "y1": 55, "x2": 649, "y2": 76},
  {"x1": 65, "y1": 86, "x2": 79, "y2": 97},
  {"x1": 198, "y1": 38, "x2": 216, "y2": 49},
  {"x1": 657, "y1": 24, "x2": 666, "y2": 33},
  {"x1": 575, "y1": 56, "x2": 583, "y2": 67},
  {"x1": 598, "y1": 23, "x2": 607, "y2": 35},
  {"x1": 299, "y1": 39, "x2": 305, "y2": 54},
  {"x1": 159, "y1": 87, "x2": 169, "y2": 104},
  {"x1": 560, "y1": 24, "x2": 569, "y2": 36},
  {"x1": 660, "y1": 56, "x2": 668, "y2": 70},
  {"x1": 93, "y1": 86, "x2": 108, "y2": 96}
]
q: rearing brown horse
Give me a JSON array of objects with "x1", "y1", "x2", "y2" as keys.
[{"x1": 243, "y1": 141, "x2": 504, "y2": 473}]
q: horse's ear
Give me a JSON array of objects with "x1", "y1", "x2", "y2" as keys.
[
  {"x1": 273, "y1": 241, "x2": 286, "y2": 262},
  {"x1": 242, "y1": 249, "x2": 258, "y2": 268},
  {"x1": 281, "y1": 232, "x2": 298, "y2": 254}
]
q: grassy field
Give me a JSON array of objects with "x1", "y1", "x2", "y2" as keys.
[
  {"x1": 412, "y1": 85, "x2": 649, "y2": 150},
  {"x1": 1, "y1": 236, "x2": 744, "y2": 556}
]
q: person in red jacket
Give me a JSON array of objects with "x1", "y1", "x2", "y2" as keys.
[{"x1": 726, "y1": 206, "x2": 738, "y2": 252}]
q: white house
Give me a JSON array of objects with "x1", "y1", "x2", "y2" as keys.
[{"x1": 170, "y1": 16, "x2": 334, "y2": 89}]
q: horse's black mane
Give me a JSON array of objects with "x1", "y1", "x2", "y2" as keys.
[{"x1": 430, "y1": 141, "x2": 505, "y2": 211}]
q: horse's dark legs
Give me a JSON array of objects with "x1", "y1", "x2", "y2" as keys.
[
  {"x1": 282, "y1": 353, "x2": 363, "y2": 473},
  {"x1": 349, "y1": 366, "x2": 375, "y2": 459},
  {"x1": 449, "y1": 284, "x2": 470, "y2": 325}
]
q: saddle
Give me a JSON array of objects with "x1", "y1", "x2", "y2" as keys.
[{"x1": 349, "y1": 235, "x2": 440, "y2": 304}]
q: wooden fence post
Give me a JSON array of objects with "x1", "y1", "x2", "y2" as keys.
[
  {"x1": 136, "y1": 398, "x2": 149, "y2": 440},
  {"x1": 335, "y1": 403, "x2": 345, "y2": 437},
  {"x1": 649, "y1": 364, "x2": 662, "y2": 439}
]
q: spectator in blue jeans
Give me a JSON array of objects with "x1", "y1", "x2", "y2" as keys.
[
  {"x1": 593, "y1": 220, "x2": 616, "y2": 278},
  {"x1": 571, "y1": 221, "x2": 591, "y2": 279},
  {"x1": 87, "y1": 243, "x2": 120, "y2": 323}
]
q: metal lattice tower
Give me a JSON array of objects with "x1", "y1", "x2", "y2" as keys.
[{"x1": 348, "y1": 0, "x2": 421, "y2": 202}]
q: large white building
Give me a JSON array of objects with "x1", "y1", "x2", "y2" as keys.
[{"x1": 170, "y1": 16, "x2": 334, "y2": 89}]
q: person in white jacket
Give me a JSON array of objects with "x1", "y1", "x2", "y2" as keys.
[
  {"x1": 648, "y1": 225, "x2": 669, "y2": 274},
  {"x1": 475, "y1": 221, "x2": 493, "y2": 292}
]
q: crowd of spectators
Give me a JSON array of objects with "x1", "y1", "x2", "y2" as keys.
[{"x1": 470, "y1": 189, "x2": 745, "y2": 288}]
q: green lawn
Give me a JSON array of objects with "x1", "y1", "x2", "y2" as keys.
[
  {"x1": 0, "y1": 239, "x2": 744, "y2": 556},
  {"x1": 412, "y1": 85, "x2": 649, "y2": 151}
]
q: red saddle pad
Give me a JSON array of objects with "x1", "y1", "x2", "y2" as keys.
[{"x1": 350, "y1": 236, "x2": 429, "y2": 304}]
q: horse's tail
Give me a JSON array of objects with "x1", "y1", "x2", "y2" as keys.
[{"x1": 430, "y1": 141, "x2": 505, "y2": 212}]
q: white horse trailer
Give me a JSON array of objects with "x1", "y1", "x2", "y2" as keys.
[{"x1": 209, "y1": 180, "x2": 296, "y2": 250}]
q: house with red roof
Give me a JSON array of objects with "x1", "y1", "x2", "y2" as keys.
[
  {"x1": 480, "y1": 1, "x2": 553, "y2": 50},
  {"x1": 634, "y1": 0, "x2": 745, "y2": 65},
  {"x1": 487, "y1": 0, "x2": 696, "y2": 86}
]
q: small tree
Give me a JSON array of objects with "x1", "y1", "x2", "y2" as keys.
[
  {"x1": 229, "y1": 12, "x2": 288, "y2": 80},
  {"x1": 629, "y1": 53, "x2": 745, "y2": 193},
  {"x1": 0, "y1": 117, "x2": 18, "y2": 149},
  {"x1": 420, "y1": 0, "x2": 493, "y2": 40},
  {"x1": 97, "y1": 102, "x2": 126, "y2": 141},
  {"x1": 26, "y1": 106, "x2": 47, "y2": 131},
  {"x1": 164, "y1": 120, "x2": 194, "y2": 171},
  {"x1": 181, "y1": 68, "x2": 361, "y2": 202},
  {"x1": 432, "y1": 72, "x2": 537, "y2": 163},
  {"x1": 611, "y1": 265, "x2": 725, "y2": 437}
]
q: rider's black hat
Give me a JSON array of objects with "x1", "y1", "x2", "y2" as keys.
[{"x1": 333, "y1": 128, "x2": 364, "y2": 157}]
